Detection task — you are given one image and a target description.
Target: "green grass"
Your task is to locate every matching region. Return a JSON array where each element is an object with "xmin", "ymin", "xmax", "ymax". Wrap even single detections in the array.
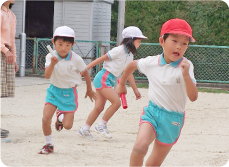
[{"xmin": 134, "ymin": 83, "xmax": 229, "ymax": 94}]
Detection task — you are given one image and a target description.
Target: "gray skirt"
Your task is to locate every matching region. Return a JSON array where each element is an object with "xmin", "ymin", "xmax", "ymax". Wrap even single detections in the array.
[{"xmin": 1, "ymin": 52, "xmax": 15, "ymax": 98}]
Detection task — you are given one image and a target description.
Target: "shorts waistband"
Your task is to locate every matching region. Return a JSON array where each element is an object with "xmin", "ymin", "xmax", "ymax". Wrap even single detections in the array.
[
  {"xmin": 101, "ymin": 68, "xmax": 115, "ymax": 78},
  {"xmin": 148, "ymin": 100, "xmax": 184, "ymax": 117},
  {"xmin": 50, "ymin": 84, "xmax": 77, "ymax": 93}
]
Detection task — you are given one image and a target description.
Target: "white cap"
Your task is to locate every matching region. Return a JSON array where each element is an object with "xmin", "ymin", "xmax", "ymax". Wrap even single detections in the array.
[
  {"xmin": 53, "ymin": 26, "xmax": 75, "ymax": 39},
  {"xmin": 122, "ymin": 26, "xmax": 147, "ymax": 39}
]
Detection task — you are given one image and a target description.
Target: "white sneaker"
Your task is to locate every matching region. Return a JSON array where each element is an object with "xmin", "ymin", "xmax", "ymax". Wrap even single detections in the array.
[
  {"xmin": 78, "ymin": 127, "xmax": 96, "ymax": 141},
  {"xmin": 94, "ymin": 124, "xmax": 112, "ymax": 139}
]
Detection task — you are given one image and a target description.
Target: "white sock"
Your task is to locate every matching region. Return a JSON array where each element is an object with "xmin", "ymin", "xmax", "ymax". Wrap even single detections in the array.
[
  {"xmin": 99, "ymin": 119, "xmax": 107, "ymax": 127},
  {"xmin": 82, "ymin": 124, "xmax": 91, "ymax": 131},
  {"xmin": 58, "ymin": 114, "xmax": 64, "ymax": 122},
  {"xmin": 45, "ymin": 134, "xmax": 53, "ymax": 146}
]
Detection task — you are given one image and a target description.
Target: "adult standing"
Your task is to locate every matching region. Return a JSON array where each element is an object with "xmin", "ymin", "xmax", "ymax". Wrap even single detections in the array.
[{"xmin": 1, "ymin": 0, "xmax": 18, "ymax": 138}]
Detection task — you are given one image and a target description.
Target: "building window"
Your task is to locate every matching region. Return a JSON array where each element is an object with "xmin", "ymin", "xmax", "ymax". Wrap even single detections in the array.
[{"xmin": 25, "ymin": 1, "xmax": 54, "ymax": 38}]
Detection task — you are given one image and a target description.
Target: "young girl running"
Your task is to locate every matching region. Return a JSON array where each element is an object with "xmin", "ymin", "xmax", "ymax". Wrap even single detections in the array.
[
  {"xmin": 78, "ymin": 26, "xmax": 147, "ymax": 140},
  {"xmin": 116, "ymin": 18, "xmax": 198, "ymax": 166}
]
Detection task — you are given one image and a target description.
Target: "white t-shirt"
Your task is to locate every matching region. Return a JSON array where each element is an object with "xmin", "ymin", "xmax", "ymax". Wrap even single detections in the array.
[
  {"xmin": 103, "ymin": 44, "xmax": 133, "ymax": 77},
  {"xmin": 45, "ymin": 50, "xmax": 86, "ymax": 88},
  {"xmin": 137, "ymin": 54, "xmax": 196, "ymax": 113}
]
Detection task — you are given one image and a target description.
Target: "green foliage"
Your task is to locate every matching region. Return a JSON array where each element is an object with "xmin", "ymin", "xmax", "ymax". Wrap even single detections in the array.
[{"xmin": 111, "ymin": 1, "xmax": 229, "ymax": 46}]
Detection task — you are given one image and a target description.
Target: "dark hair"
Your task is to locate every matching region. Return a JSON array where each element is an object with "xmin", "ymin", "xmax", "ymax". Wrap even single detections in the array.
[
  {"xmin": 9, "ymin": 3, "xmax": 14, "ymax": 9},
  {"xmin": 162, "ymin": 33, "xmax": 169, "ymax": 41},
  {"xmin": 162, "ymin": 33, "xmax": 190, "ymax": 44},
  {"xmin": 120, "ymin": 38, "xmax": 141, "ymax": 55},
  {"xmin": 53, "ymin": 36, "xmax": 74, "ymax": 44},
  {"xmin": 0, "ymin": 2, "xmax": 14, "ymax": 9}
]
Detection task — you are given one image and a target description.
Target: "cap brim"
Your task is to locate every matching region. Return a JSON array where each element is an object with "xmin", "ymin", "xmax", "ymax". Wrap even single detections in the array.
[
  {"xmin": 136, "ymin": 35, "xmax": 148, "ymax": 39},
  {"xmin": 53, "ymin": 35, "xmax": 75, "ymax": 38}
]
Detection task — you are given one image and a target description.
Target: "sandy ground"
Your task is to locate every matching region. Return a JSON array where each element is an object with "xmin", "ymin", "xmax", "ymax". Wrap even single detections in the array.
[{"xmin": 1, "ymin": 76, "xmax": 229, "ymax": 167}]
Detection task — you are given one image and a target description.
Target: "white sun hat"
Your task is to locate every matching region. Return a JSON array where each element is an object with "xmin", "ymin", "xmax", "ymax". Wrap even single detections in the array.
[
  {"xmin": 53, "ymin": 26, "xmax": 75, "ymax": 39},
  {"xmin": 122, "ymin": 26, "xmax": 147, "ymax": 39}
]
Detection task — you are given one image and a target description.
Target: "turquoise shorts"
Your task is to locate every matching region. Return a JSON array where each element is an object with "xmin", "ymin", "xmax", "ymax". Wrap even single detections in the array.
[
  {"xmin": 93, "ymin": 68, "xmax": 116, "ymax": 90},
  {"xmin": 140, "ymin": 100, "xmax": 185, "ymax": 145},
  {"xmin": 45, "ymin": 84, "xmax": 78, "ymax": 113}
]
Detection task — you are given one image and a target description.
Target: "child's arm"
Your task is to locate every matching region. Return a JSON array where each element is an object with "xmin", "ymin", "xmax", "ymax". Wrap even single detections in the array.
[
  {"xmin": 83, "ymin": 69, "xmax": 96, "ymax": 102},
  {"xmin": 87, "ymin": 54, "xmax": 109, "ymax": 70},
  {"xmin": 181, "ymin": 59, "xmax": 198, "ymax": 102},
  {"xmin": 127, "ymin": 74, "xmax": 141, "ymax": 100},
  {"xmin": 44, "ymin": 56, "xmax": 59, "ymax": 79},
  {"xmin": 116, "ymin": 60, "xmax": 138, "ymax": 97}
]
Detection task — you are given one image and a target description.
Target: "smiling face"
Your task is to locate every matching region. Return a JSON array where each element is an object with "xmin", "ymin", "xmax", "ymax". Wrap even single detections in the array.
[
  {"xmin": 159, "ymin": 33, "xmax": 190, "ymax": 64},
  {"xmin": 52, "ymin": 38, "xmax": 75, "ymax": 58}
]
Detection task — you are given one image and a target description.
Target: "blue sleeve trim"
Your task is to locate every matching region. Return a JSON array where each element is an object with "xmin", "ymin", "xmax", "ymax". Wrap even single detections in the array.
[
  {"xmin": 107, "ymin": 52, "xmax": 112, "ymax": 60},
  {"xmin": 81, "ymin": 68, "xmax": 87, "ymax": 72},
  {"xmin": 192, "ymin": 78, "xmax": 196, "ymax": 84}
]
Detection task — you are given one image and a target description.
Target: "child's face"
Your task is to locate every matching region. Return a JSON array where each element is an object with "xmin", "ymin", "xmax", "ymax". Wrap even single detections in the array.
[
  {"xmin": 159, "ymin": 34, "xmax": 189, "ymax": 64},
  {"xmin": 52, "ymin": 39, "xmax": 75, "ymax": 58},
  {"xmin": 133, "ymin": 39, "xmax": 142, "ymax": 49}
]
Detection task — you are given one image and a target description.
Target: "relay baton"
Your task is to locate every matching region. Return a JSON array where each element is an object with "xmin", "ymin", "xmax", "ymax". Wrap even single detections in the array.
[
  {"xmin": 47, "ymin": 45, "xmax": 56, "ymax": 57},
  {"xmin": 117, "ymin": 79, "xmax": 128, "ymax": 109}
]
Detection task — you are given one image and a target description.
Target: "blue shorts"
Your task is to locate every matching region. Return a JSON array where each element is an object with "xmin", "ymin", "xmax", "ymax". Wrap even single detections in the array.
[
  {"xmin": 45, "ymin": 84, "xmax": 78, "ymax": 113},
  {"xmin": 93, "ymin": 68, "xmax": 116, "ymax": 90},
  {"xmin": 140, "ymin": 100, "xmax": 185, "ymax": 145}
]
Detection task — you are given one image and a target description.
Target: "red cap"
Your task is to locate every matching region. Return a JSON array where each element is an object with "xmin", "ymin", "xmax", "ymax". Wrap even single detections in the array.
[{"xmin": 161, "ymin": 18, "xmax": 195, "ymax": 42}]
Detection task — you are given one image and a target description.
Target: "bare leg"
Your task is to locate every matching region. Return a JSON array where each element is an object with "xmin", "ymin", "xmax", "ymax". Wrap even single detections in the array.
[
  {"xmin": 62, "ymin": 112, "xmax": 74, "ymax": 130},
  {"xmin": 145, "ymin": 141, "xmax": 173, "ymax": 167},
  {"xmin": 130, "ymin": 123, "xmax": 156, "ymax": 166},
  {"xmin": 42, "ymin": 104, "xmax": 57, "ymax": 136},
  {"xmin": 85, "ymin": 89, "xmax": 107, "ymax": 126},
  {"xmin": 100, "ymin": 87, "xmax": 121, "ymax": 122}
]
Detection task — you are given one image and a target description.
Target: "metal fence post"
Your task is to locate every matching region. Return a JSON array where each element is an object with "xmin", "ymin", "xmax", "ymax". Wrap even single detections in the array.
[
  {"xmin": 19, "ymin": 33, "xmax": 26, "ymax": 77},
  {"xmin": 32, "ymin": 38, "xmax": 37, "ymax": 74}
]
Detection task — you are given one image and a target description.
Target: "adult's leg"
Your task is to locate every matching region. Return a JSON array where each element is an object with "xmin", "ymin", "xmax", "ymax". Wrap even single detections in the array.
[
  {"xmin": 1, "ymin": 53, "xmax": 7, "ymax": 97},
  {"xmin": 6, "ymin": 62, "xmax": 15, "ymax": 97},
  {"xmin": 130, "ymin": 123, "xmax": 156, "ymax": 166}
]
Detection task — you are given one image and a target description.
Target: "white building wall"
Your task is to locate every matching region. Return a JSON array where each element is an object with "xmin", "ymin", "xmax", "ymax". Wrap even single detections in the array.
[{"xmin": 92, "ymin": 3, "xmax": 111, "ymax": 42}]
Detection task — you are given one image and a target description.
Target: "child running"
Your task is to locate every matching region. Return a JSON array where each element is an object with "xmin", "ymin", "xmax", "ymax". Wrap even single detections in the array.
[
  {"xmin": 116, "ymin": 18, "xmax": 198, "ymax": 166},
  {"xmin": 78, "ymin": 26, "xmax": 147, "ymax": 140},
  {"xmin": 39, "ymin": 26, "xmax": 96, "ymax": 154}
]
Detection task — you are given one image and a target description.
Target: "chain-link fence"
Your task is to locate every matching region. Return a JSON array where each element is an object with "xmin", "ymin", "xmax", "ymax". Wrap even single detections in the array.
[
  {"xmin": 97, "ymin": 41, "xmax": 229, "ymax": 83},
  {"xmin": 32, "ymin": 39, "xmax": 99, "ymax": 75},
  {"xmin": 19, "ymin": 38, "xmax": 229, "ymax": 84},
  {"xmin": 186, "ymin": 45, "xmax": 229, "ymax": 83}
]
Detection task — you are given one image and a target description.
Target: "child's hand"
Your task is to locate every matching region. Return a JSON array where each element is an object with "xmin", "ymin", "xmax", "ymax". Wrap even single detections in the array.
[
  {"xmin": 5, "ymin": 50, "xmax": 14, "ymax": 64},
  {"xmin": 181, "ymin": 59, "xmax": 190, "ymax": 77},
  {"xmin": 85, "ymin": 89, "xmax": 96, "ymax": 102},
  {"xmin": 133, "ymin": 88, "xmax": 141, "ymax": 100},
  {"xmin": 115, "ymin": 84, "xmax": 127, "ymax": 97},
  {"xmin": 50, "ymin": 56, "xmax": 59, "ymax": 66}
]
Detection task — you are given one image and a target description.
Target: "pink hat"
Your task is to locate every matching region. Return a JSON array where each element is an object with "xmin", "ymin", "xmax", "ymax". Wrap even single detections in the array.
[{"xmin": 161, "ymin": 18, "xmax": 195, "ymax": 42}]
